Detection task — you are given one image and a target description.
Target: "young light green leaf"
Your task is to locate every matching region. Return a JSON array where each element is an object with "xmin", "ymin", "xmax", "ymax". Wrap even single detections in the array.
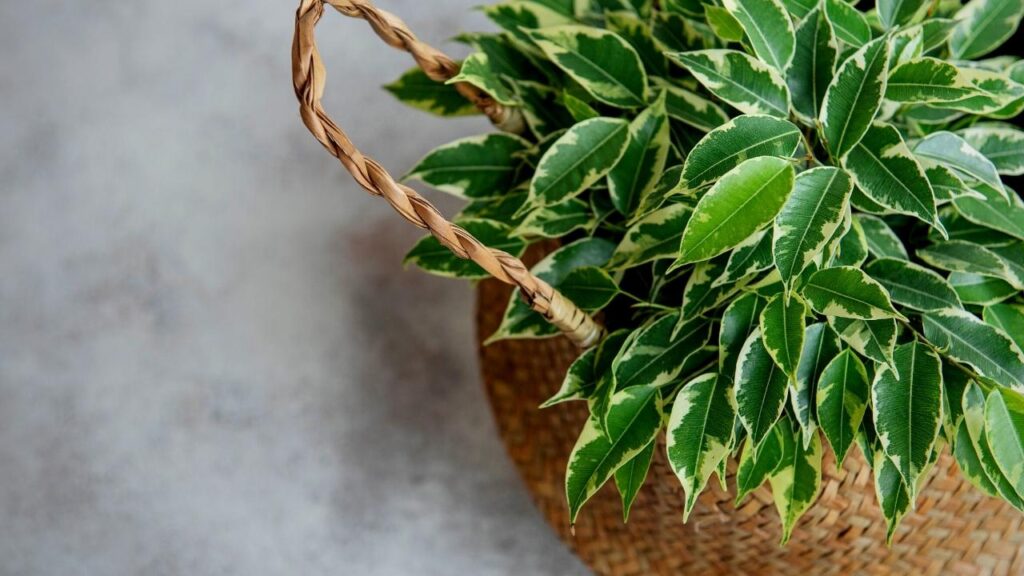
[
  {"xmin": 608, "ymin": 94, "xmax": 671, "ymax": 216},
  {"xmin": 830, "ymin": 316, "xmax": 898, "ymax": 368},
  {"xmin": 823, "ymin": 0, "xmax": 872, "ymax": 48},
  {"xmin": 384, "ymin": 67, "xmax": 480, "ymax": 117},
  {"xmin": 405, "ymin": 133, "xmax": 529, "ymax": 199},
  {"xmin": 817, "ymin": 349, "xmax": 870, "ymax": 468},
  {"xmin": 959, "ymin": 124, "xmax": 1024, "ymax": 176},
  {"xmin": 527, "ymin": 26, "xmax": 649, "ymax": 108},
  {"xmin": 842, "ymin": 123, "xmax": 942, "ymax": 232},
  {"xmin": 678, "ymin": 115, "xmax": 802, "ymax": 192},
  {"xmin": 528, "ymin": 117, "xmax": 630, "ymax": 207},
  {"xmin": 760, "ymin": 294, "xmax": 808, "ymax": 383},
  {"xmin": 405, "ymin": 219, "xmax": 526, "ymax": 279},
  {"xmin": 677, "ymin": 157, "xmax": 795, "ymax": 264},
  {"xmin": 857, "ymin": 215, "xmax": 908, "ymax": 260},
  {"xmin": 793, "ymin": 322, "xmax": 842, "ymax": 448},
  {"xmin": 773, "ymin": 167, "xmax": 854, "ymax": 286},
  {"xmin": 872, "ymin": 448, "xmax": 912, "ymax": 544},
  {"xmin": 768, "ymin": 423, "xmax": 823, "ymax": 544},
  {"xmin": 558, "ymin": 266, "xmax": 620, "ymax": 312},
  {"xmin": 565, "ymin": 384, "xmax": 663, "ymax": 524},
  {"xmin": 609, "ymin": 203, "xmax": 691, "ymax": 269},
  {"xmin": 788, "ymin": 7, "xmax": 839, "ymax": 123},
  {"xmin": 820, "ymin": 36, "xmax": 890, "ymax": 160},
  {"xmin": 665, "ymin": 50, "xmax": 791, "ymax": 117},
  {"xmin": 923, "ymin": 308, "xmax": 1024, "ymax": 390},
  {"xmin": 735, "ymin": 329, "xmax": 790, "ymax": 445},
  {"xmin": 667, "ymin": 374, "xmax": 737, "ymax": 520},
  {"xmin": 949, "ymin": 0, "xmax": 1024, "ymax": 60},
  {"xmin": 878, "ymin": 0, "xmax": 928, "ymax": 29},
  {"xmin": 802, "ymin": 266, "xmax": 905, "ymax": 321},
  {"xmin": 872, "ymin": 341, "xmax": 943, "ymax": 496},
  {"xmin": 735, "ymin": 424, "xmax": 785, "ymax": 504},
  {"xmin": 720, "ymin": 292, "xmax": 767, "ymax": 380},
  {"xmin": 613, "ymin": 313, "xmax": 712, "ymax": 390},
  {"xmin": 721, "ymin": 0, "xmax": 796, "ymax": 73},
  {"xmin": 985, "ymin": 304, "xmax": 1024, "ymax": 355},
  {"xmin": 864, "ymin": 258, "xmax": 962, "ymax": 312},
  {"xmin": 985, "ymin": 388, "xmax": 1024, "ymax": 501}
]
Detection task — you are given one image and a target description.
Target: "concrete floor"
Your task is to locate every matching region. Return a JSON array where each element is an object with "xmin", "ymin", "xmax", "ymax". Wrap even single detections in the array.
[{"xmin": 0, "ymin": 1, "xmax": 588, "ymax": 574}]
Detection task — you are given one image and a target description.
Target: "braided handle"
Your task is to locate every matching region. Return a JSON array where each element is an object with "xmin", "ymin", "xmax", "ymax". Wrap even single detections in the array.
[{"xmin": 291, "ymin": 0, "xmax": 604, "ymax": 348}]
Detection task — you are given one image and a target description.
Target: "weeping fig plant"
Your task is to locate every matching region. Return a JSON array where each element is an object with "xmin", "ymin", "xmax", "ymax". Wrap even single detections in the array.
[{"xmin": 391, "ymin": 0, "xmax": 1024, "ymax": 543}]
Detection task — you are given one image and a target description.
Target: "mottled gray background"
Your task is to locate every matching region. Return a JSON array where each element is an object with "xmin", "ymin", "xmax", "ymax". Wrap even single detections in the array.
[{"xmin": 0, "ymin": 1, "xmax": 588, "ymax": 574}]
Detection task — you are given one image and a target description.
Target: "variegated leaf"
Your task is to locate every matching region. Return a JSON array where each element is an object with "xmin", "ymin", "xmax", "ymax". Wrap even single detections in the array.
[
  {"xmin": 829, "ymin": 316, "xmax": 898, "ymax": 368},
  {"xmin": 985, "ymin": 388, "xmax": 1024, "ymax": 501},
  {"xmin": 721, "ymin": 0, "xmax": 796, "ymax": 73},
  {"xmin": 923, "ymin": 308, "xmax": 1024, "ymax": 390},
  {"xmin": 793, "ymin": 322, "xmax": 842, "ymax": 448},
  {"xmin": 953, "ymin": 183, "xmax": 1024, "ymax": 241},
  {"xmin": 405, "ymin": 133, "xmax": 530, "ymax": 198},
  {"xmin": 788, "ymin": 7, "xmax": 838, "ymax": 123},
  {"xmin": 515, "ymin": 198, "xmax": 596, "ymax": 238},
  {"xmin": 985, "ymin": 304, "xmax": 1024, "ymax": 355},
  {"xmin": 760, "ymin": 294, "xmax": 808, "ymax": 383},
  {"xmin": 659, "ymin": 81, "xmax": 731, "ymax": 133},
  {"xmin": 817, "ymin": 349, "xmax": 870, "ymax": 468},
  {"xmin": 802, "ymin": 266, "xmax": 905, "ymax": 321},
  {"xmin": 886, "ymin": 58, "xmax": 1024, "ymax": 114},
  {"xmin": 773, "ymin": 167, "xmax": 854, "ymax": 286},
  {"xmin": 736, "ymin": 329, "xmax": 790, "ymax": 444},
  {"xmin": 917, "ymin": 240, "xmax": 1015, "ymax": 285},
  {"xmin": 913, "ymin": 131, "xmax": 1006, "ymax": 200},
  {"xmin": 950, "ymin": 272, "xmax": 1017, "ymax": 306},
  {"xmin": 735, "ymin": 419, "xmax": 786, "ymax": 504},
  {"xmin": 405, "ymin": 219, "xmax": 527, "ymax": 279},
  {"xmin": 448, "ymin": 52, "xmax": 517, "ymax": 105},
  {"xmin": 613, "ymin": 313, "xmax": 712, "ymax": 390},
  {"xmin": 823, "ymin": 0, "xmax": 871, "ymax": 48},
  {"xmin": 872, "ymin": 448, "xmax": 912, "ymax": 544},
  {"xmin": 528, "ymin": 117, "xmax": 630, "ymax": 207},
  {"xmin": 609, "ymin": 93, "xmax": 671, "ymax": 216},
  {"xmin": 857, "ymin": 215, "xmax": 908, "ymax": 260},
  {"xmin": 681, "ymin": 257, "xmax": 740, "ymax": 319},
  {"xmin": 959, "ymin": 124, "xmax": 1024, "ymax": 177},
  {"xmin": 768, "ymin": 423, "xmax": 823, "ymax": 544},
  {"xmin": 720, "ymin": 292, "xmax": 767, "ymax": 381},
  {"xmin": 864, "ymin": 258, "xmax": 962, "ymax": 312},
  {"xmin": 949, "ymin": 0, "xmax": 1024, "ymax": 60},
  {"xmin": 878, "ymin": 0, "xmax": 928, "ymax": 29},
  {"xmin": 820, "ymin": 36, "xmax": 890, "ymax": 160},
  {"xmin": 665, "ymin": 50, "xmax": 791, "ymax": 117},
  {"xmin": 615, "ymin": 441, "xmax": 654, "ymax": 522},
  {"xmin": 609, "ymin": 203, "xmax": 691, "ymax": 269},
  {"xmin": 678, "ymin": 115, "xmax": 802, "ymax": 192},
  {"xmin": 954, "ymin": 420, "xmax": 1000, "ymax": 498},
  {"xmin": 384, "ymin": 67, "xmax": 480, "ymax": 117},
  {"xmin": 484, "ymin": 1, "xmax": 577, "ymax": 50},
  {"xmin": 717, "ymin": 230, "xmax": 774, "ymax": 287},
  {"xmin": 542, "ymin": 344, "xmax": 599, "ymax": 408},
  {"xmin": 962, "ymin": 381, "xmax": 1024, "ymax": 509}
]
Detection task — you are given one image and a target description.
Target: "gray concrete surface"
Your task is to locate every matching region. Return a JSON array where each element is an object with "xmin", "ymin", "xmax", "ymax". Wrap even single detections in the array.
[{"xmin": 0, "ymin": 1, "xmax": 589, "ymax": 574}]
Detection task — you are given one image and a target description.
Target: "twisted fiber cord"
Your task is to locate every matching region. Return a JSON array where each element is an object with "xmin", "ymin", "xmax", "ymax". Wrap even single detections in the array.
[{"xmin": 291, "ymin": 0, "xmax": 603, "ymax": 347}]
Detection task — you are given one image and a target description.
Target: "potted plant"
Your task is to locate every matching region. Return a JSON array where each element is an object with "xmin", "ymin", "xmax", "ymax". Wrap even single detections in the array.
[{"xmin": 293, "ymin": 0, "xmax": 1024, "ymax": 572}]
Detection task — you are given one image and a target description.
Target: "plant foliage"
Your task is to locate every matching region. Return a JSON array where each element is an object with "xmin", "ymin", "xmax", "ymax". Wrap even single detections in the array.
[{"xmin": 390, "ymin": 0, "xmax": 1024, "ymax": 543}]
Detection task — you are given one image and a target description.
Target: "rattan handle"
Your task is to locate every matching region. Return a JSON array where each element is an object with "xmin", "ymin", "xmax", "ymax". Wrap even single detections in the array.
[{"xmin": 291, "ymin": 0, "xmax": 604, "ymax": 348}]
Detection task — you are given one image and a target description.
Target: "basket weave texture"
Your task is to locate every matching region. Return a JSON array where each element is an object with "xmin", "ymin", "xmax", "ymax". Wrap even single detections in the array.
[{"xmin": 476, "ymin": 278, "xmax": 1024, "ymax": 576}]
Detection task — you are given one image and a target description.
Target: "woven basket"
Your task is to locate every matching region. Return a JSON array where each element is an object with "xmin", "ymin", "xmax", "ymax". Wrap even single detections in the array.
[{"xmin": 476, "ymin": 277, "xmax": 1024, "ymax": 576}]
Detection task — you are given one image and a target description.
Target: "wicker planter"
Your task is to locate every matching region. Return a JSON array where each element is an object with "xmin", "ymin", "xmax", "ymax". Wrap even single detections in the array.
[{"xmin": 477, "ymin": 278, "xmax": 1024, "ymax": 575}]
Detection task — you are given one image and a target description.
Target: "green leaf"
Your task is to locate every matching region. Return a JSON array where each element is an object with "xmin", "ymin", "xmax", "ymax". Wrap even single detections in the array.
[
  {"xmin": 831, "ymin": 214, "xmax": 869, "ymax": 267},
  {"xmin": 949, "ymin": 0, "xmax": 1024, "ymax": 60},
  {"xmin": 404, "ymin": 219, "xmax": 527, "ymax": 279},
  {"xmin": 768, "ymin": 423, "xmax": 823, "ymax": 544},
  {"xmin": 565, "ymin": 384, "xmax": 663, "ymax": 524},
  {"xmin": 609, "ymin": 203, "xmax": 691, "ymax": 269},
  {"xmin": 735, "ymin": 420, "xmax": 786, "ymax": 504},
  {"xmin": 760, "ymin": 294, "xmax": 808, "ymax": 383},
  {"xmin": 705, "ymin": 5, "xmax": 746, "ymax": 42},
  {"xmin": 615, "ymin": 441, "xmax": 654, "ymax": 522},
  {"xmin": 666, "ymin": 50, "xmax": 791, "ymax": 117},
  {"xmin": 608, "ymin": 93, "xmax": 671, "ymax": 216},
  {"xmin": 788, "ymin": 7, "xmax": 839, "ymax": 123},
  {"xmin": 864, "ymin": 258, "xmax": 962, "ymax": 312},
  {"xmin": 587, "ymin": 330, "xmax": 635, "ymax": 426},
  {"xmin": 802, "ymin": 266, "xmax": 905, "ymax": 321},
  {"xmin": 823, "ymin": 0, "xmax": 871, "ymax": 48},
  {"xmin": 605, "ymin": 11, "xmax": 668, "ymax": 78},
  {"xmin": 677, "ymin": 157, "xmax": 795, "ymax": 264},
  {"xmin": 406, "ymin": 134, "xmax": 530, "ymax": 199},
  {"xmin": 558, "ymin": 266, "xmax": 620, "ymax": 311},
  {"xmin": 736, "ymin": 329, "xmax": 790, "ymax": 445},
  {"xmin": 541, "ymin": 345, "xmax": 599, "ymax": 408},
  {"xmin": 872, "ymin": 341, "xmax": 943, "ymax": 496},
  {"xmin": 384, "ymin": 67, "xmax": 479, "ymax": 117},
  {"xmin": 923, "ymin": 308, "xmax": 1024, "ymax": 390},
  {"xmin": 678, "ymin": 115, "xmax": 802, "ymax": 192},
  {"xmin": 962, "ymin": 381, "xmax": 1024, "ymax": 509},
  {"xmin": 985, "ymin": 388, "xmax": 1024, "ymax": 501},
  {"xmin": 817, "ymin": 349, "xmax": 870, "ymax": 468},
  {"xmin": 984, "ymin": 304, "xmax": 1024, "ymax": 355},
  {"xmin": 954, "ymin": 420, "xmax": 1000, "ymax": 498},
  {"xmin": 780, "ymin": 0, "xmax": 816, "ymax": 19},
  {"xmin": 950, "ymin": 272, "xmax": 1017, "ymax": 306},
  {"xmin": 515, "ymin": 198, "xmax": 595, "ymax": 238},
  {"xmin": 613, "ymin": 313, "xmax": 712, "ymax": 390},
  {"xmin": 489, "ymin": 237, "xmax": 616, "ymax": 342},
  {"xmin": 959, "ymin": 124, "xmax": 1024, "ymax": 176},
  {"xmin": 720, "ymin": 292, "xmax": 767, "ymax": 381},
  {"xmin": 447, "ymin": 52, "xmax": 517, "ymax": 105},
  {"xmin": 872, "ymin": 448, "xmax": 912, "ymax": 544},
  {"xmin": 830, "ymin": 316, "xmax": 898, "ymax": 368},
  {"xmin": 952, "ymin": 184, "xmax": 1024, "ymax": 241},
  {"xmin": 793, "ymin": 322, "xmax": 842, "ymax": 448},
  {"xmin": 528, "ymin": 117, "xmax": 630, "ymax": 207},
  {"xmin": 820, "ymin": 36, "xmax": 890, "ymax": 160},
  {"xmin": 659, "ymin": 81, "xmax": 732, "ymax": 133},
  {"xmin": 681, "ymin": 257, "xmax": 741, "ymax": 318},
  {"xmin": 527, "ymin": 26, "xmax": 649, "ymax": 108},
  {"xmin": 913, "ymin": 131, "xmax": 1005, "ymax": 200},
  {"xmin": 857, "ymin": 216, "xmax": 908, "ymax": 260},
  {"xmin": 916, "ymin": 240, "xmax": 1014, "ymax": 284},
  {"xmin": 885, "ymin": 58, "xmax": 1024, "ymax": 114},
  {"xmin": 842, "ymin": 123, "xmax": 942, "ymax": 231},
  {"xmin": 717, "ymin": 229, "xmax": 774, "ymax": 287},
  {"xmin": 721, "ymin": 0, "xmax": 796, "ymax": 73},
  {"xmin": 773, "ymin": 167, "xmax": 854, "ymax": 286},
  {"xmin": 483, "ymin": 1, "xmax": 576, "ymax": 52},
  {"xmin": 515, "ymin": 82, "xmax": 576, "ymax": 139},
  {"xmin": 878, "ymin": 0, "xmax": 928, "ymax": 29},
  {"xmin": 667, "ymin": 374, "xmax": 737, "ymax": 519}
]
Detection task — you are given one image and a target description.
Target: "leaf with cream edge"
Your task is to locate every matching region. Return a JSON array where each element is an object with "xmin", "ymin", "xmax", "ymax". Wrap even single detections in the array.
[
  {"xmin": 817, "ymin": 349, "xmax": 870, "ymax": 468},
  {"xmin": 665, "ymin": 50, "xmax": 791, "ymax": 117},
  {"xmin": 384, "ymin": 67, "xmax": 480, "ymax": 117},
  {"xmin": 721, "ymin": 0, "xmax": 796, "ymax": 73},
  {"xmin": 720, "ymin": 292, "xmax": 767, "ymax": 381},
  {"xmin": 962, "ymin": 381, "xmax": 1024, "ymax": 510},
  {"xmin": 788, "ymin": 7, "xmax": 839, "ymax": 123},
  {"xmin": 760, "ymin": 294, "xmax": 808, "ymax": 383},
  {"xmin": 528, "ymin": 117, "xmax": 630, "ymax": 207},
  {"xmin": 405, "ymin": 133, "xmax": 530, "ymax": 198},
  {"xmin": 950, "ymin": 273, "xmax": 1016, "ymax": 306},
  {"xmin": 949, "ymin": 0, "xmax": 1024, "ymax": 60},
  {"xmin": 872, "ymin": 341, "xmax": 943, "ymax": 496},
  {"xmin": 917, "ymin": 240, "xmax": 1016, "ymax": 286},
  {"xmin": 985, "ymin": 304, "xmax": 1024, "ymax": 355},
  {"xmin": 913, "ymin": 131, "xmax": 1007, "ymax": 202},
  {"xmin": 830, "ymin": 316, "xmax": 898, "ymax": 369},
  {"xmin": 864, "ymin": 258, "xmax": 962, "ymax": 312},
  {"xmin": 558, "ymin": 266, "xmax": 620, "ymax": 312},
  {"xmin": 985, "ymin": 388, "xmax": 1024, "ymax": 502},
  {"xmin": 615, "ymin": 441, "xmax": 654, "ymax": 522},
  {"xmin": 802, "ymin": 266, "xmax": 906, "ymax": 321},
  {"xmin": 676, "ymin": 157, "xmax": 795, "ymax": 265},
  {"xmin": 735, "ymin": 329, "xmax": 790, "ymax": 445},
  {"xmin": 823, "ymin": 0, "xmax": 871, "ymax": 48},
  {"xmin": 565, "ymin": 384, "xmax": 663, "ymax": 524},
  {"xmin": 705, "ymin": 5, "xmax": 745, "ymax": 42},
  {"xmin": 820, "ymin": 36, "xmax": 891, "ymax": 160},
  {"xmin": 923, "ymin": 308, "xmax": 1024, "ymax": 390},
  {"xmin": 541, "ymin": 344, "xmax": 599, "ymax": 409},
  {"xmin": 716, "ymin": 230, "xmax": 774, "ymax": 287},
  {"xmin": 857, "ymin": 216, "xmax": 908, "ymax": 260},
  {"xmin": 613, "ymin": 313, "xmax": 712, "ymax": 390},
  {"xmin": 515, "ymin": 198, "xmax": 596, "ymax": 238},
  {"xmin": 842, "ymin": 123, "xmax": 943, "ymax": 233},
  {"xmin": 878, "ymin": 0, "xmax": 928, "ymax": 30},
  {"xmin": 678, "ymin": 115, "xmax": 802, "ymax": 192},
  {"xmin": 953, "ymin": 184, "xmax": 1024, "ymax": 241},
  {"xmin": 793, "ymin": 323, "xmax": 842, "ymax": 447},
  {"xmin": 527, "ymin": 26, "xmax": 648, "ymax": 108},
  {"xmin": 768, "ymin": 423, "xmax": 823, "ymax": 545},
  {"xmin": 959, "ymin": 124, "xmax": 1024, "ymax": 177},
  {"xmin": 608, "ymin": 93, "xmax": 671, "ymax": 216},
  {"xmin": 609, "ymin": 203, "xmax": 691, "ymax": 270},
  {"xmin": 448, "ymin": 52, "xmax": 517, "ymax": 105},
  {"xmin": 405, "ymin": 219, "xmax": 527, "ymax": 279},
  {"xmin": 773, "ymin": 167, "xmax": 854, "ymax": 287},
  {"xmin": 735, "ymin": 419, "xmax": 786, "ymax": 504},
  {"xmin": 873, "ymin": 448, "xmax": 912, "ymax": 544},
  {"xmin": 953, "ymin": 420, "xmax": 1000, "ymax": 499},
  {"xmin": 886, "ymin": 58, "xmax": 1024, "ymax": 115},
  {"xmin": 667, "ymin": 374, "xmax": 736, "ymax": 520},
  {"xmin": 658, "ymin": 81, "xmax": 731, "ymax": 133}
]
